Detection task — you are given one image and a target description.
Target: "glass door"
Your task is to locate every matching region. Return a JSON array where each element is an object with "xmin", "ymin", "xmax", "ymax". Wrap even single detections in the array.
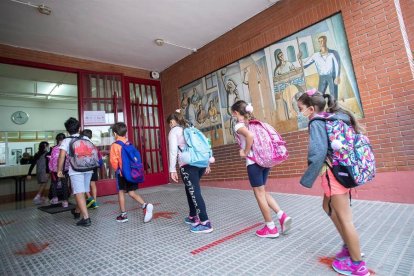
[
  {"xmin": 79, "ymin": 73, "xmax": 123, "ymax": 195},
  {"xmin": 125, "ymin": 77, "xmax": 168, "ymax": 186}
]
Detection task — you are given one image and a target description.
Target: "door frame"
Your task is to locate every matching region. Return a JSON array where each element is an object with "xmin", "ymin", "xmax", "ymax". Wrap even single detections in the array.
[{"xmin": 124, "ymin": 76, "xmax": 169, "ymax": 186}]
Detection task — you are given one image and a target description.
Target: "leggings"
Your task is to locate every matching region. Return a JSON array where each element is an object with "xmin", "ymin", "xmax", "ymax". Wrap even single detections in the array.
[{"xmin": 179, "ymin": 165, "xmax": 209, "ymax": 222}]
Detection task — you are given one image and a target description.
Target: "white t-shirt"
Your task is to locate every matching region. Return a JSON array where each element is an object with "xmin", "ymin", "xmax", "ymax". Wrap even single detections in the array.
[
  {"xmin": 234, "ymin": 122, "xmax": 255, "ymax": 166},
  {"xmin": 59, "ymin": 134, "xmax": 93, "ymax": 176}
]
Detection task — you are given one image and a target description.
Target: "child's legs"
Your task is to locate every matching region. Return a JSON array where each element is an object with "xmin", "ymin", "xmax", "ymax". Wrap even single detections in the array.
[
  {"xmin": 128, "ymin": 190, "xmax": 145, "ymax": 205},
  {"xmin": 180, "ymin": 166, "xmax": 209, "ymax": 221},
  {"xmin": 89, "ymin": 181, "xmax": 97, "ymax": 199},
  {"xmin": 265, "ymin": 192, "xmax": 281, "ymax": 214},
  {"xmin": 38, "ymin": 182, "xmax": 47, "ymax": 196},
  {"xmin": 61, "ymin": 175, "xmax": 69, "ymax": 201},
  {"xmin": 323, "ymin": 195, "xmax": 345, "ymax": 242},
  {"xmin": 253, "ymin": 186, "xmax": 272, "ymax": 222},
  {"xmin": 50, "ymin": 173, "xmax": 58, "ymax": 198},
  {"xmin": 184, "ymin": 183, "xmax": 197, "ymax": 217},
  {"xmin": 331, "ymin": 193, "xmax": 362, "ymax": 261},
  {"xmin": 71, "ymin": 173, "xmax": 92, "ymax": 218},
  {"xmin": 118, "ymin": 190, "xmax": 126, "ymax": 212},
  {"xmin": 248, "ymin": 164, "xmax": 272, "ymax": 222}
]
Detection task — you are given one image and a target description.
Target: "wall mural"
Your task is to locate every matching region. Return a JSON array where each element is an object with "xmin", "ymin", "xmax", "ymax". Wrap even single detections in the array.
[{"xmin": 178, "ymin": 13, "xmax": 363, "ymax": 145}]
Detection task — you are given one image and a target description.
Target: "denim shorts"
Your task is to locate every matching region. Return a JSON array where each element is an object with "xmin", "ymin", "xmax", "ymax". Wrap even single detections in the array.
[{"xmin": 247, "ymin": 163, "xmax": 270, "ymax": 187}]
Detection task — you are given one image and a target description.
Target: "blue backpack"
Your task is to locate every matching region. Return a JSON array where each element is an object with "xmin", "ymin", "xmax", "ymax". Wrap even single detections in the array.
[
  {"xmin": 179, "ymin": 126, "xmax": 213, "ymax": 168},
  {"xmin": 115, "ymin": 141, "xmax": 144, "ymax": 184}
]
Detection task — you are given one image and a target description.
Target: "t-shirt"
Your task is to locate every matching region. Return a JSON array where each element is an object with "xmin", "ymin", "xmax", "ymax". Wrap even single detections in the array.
[
  {"xmin": 59, "ymin": 134, "xmax": 93, "ymax": 176},
  {"xmin": 234, "ymin": 122, "xmax": 255, "ymax": 166}
]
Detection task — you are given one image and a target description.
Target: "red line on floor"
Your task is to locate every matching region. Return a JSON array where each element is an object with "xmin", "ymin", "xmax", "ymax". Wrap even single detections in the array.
[{"xmin": 190, "ymin": 223, "xmax": 262, "ymax": 255}]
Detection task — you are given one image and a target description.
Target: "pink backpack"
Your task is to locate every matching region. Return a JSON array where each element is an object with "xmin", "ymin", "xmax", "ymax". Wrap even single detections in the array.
[
  {"xmin": 236, "ymin": 120, "xmax": 288, "ymax": 168},
  {"xmin": 48, "ymin": 145, "xmax": 69, "ymax": 172}
]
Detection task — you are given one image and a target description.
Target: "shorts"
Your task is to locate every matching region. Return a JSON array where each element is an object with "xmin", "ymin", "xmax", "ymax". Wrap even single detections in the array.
[
  {"xmin": 321, "ymin": 168, "xmax": 350, "ymax": 197},
  {"xmin": 117, "ymin": 175, "xmax": 138, "ymax": 192},
  {"xmin": 91, "ymin": 168, "xmax": 98, "ymax": 181},
  {"xmin": 70, "ymin": 172, "xmax": 93, "ymax": 195},
  {"xmin": 247, "ymin": 163, "xmax": 270, "ymax": 187}
]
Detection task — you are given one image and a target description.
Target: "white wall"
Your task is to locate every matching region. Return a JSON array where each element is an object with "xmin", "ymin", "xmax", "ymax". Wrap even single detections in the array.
[{"xmin": 0, "ymin": 99, "xmax": 78, "ymax": 131}]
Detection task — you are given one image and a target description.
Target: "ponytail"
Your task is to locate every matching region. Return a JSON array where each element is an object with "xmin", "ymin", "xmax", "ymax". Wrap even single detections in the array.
[
  {"xmin": 323, "ymin": 94, "xmax": 363, "ymax": 133},
  {"xmin": 166, "ymin": 109, "xmax": 190, "ymax": 128}
]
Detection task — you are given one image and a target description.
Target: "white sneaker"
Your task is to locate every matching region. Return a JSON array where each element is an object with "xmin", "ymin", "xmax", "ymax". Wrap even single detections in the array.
[
  {"xmin": 143, "ymin": 203, "xmax": 153, "ymax": 223},
  {"xmin": 33, "ymin": 196, "xmax": 42, "ymax": 205}
]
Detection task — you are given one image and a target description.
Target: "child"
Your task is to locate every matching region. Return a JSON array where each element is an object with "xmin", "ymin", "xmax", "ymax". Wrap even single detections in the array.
[
  {"xmin": 48, "ymin": 133, "xmax": 70, "ymax": 207},
  {"xmin": 231, "ymin": 100, "xmax": 292, "ymax": 238},
  {"xmin": 57, "ymin": 117, "xmax": 93, "ymax": 227},
  {"xmin": 297, "ymin": 89, "xmax": 369, "ymax": 276},
  {"xmin": 81, "ymin": 129, "xmax": 101, "ymax": 209},
  {"xmin": 27, "ymin": 141, "xmax": 50, "ymax": 205},
  {"xmin": 109, "ymin": 122, "xmax": 153, "ymax": 223},
  {"xmin": 167, "ymin": 110, "xmax": 213, "ymax": 233}
]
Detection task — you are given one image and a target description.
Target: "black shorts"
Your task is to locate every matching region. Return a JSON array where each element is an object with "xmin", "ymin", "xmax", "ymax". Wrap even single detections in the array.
[
  {"xmin": 117, "ymin": 175, "xmax": 138, "ymax": 192},
  {"xmin": 91, "ymin": 168, "xmax": 98, "ymax": 181}
]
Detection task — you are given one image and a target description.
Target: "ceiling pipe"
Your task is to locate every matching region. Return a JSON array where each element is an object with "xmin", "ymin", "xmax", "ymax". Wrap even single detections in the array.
[
  {"xmin": 154, "ymin": 38, "xmax": 197, "ymax": 53},
  {"xmin": 9, "ymin": 0, "xmax": 52, "ymax": 15}
]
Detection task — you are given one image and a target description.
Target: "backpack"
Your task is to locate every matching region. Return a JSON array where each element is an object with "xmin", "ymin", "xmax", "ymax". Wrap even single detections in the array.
[
  {"xmin": 311, "ymin": 114, "xmax": 376, "ymax": 188},
  {"xmin": 115, "ymin": 141, "xmax": 144, "ymax": 184},
  {"xmin": 179, "ymin": 126, "xmax": 213, "ymax": 168},
  {"xmin": 48, "ymin": 146, "xmax": 69, "ymax": 172},
  {"xmin": 235, "ymin": 120, "xmax": 288, "ymax": 168},
  {"xmin": 68, "ymin": 136, "xmax": 100, "ymax": 172}
]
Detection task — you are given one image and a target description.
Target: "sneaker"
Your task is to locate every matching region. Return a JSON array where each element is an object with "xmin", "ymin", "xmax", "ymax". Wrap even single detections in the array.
[
  {"xmin": 336, "ymin": 246, "xmax": 350, "ymax": 261},
  {"xmin": 62, "ymin": 201, "xmax": 69, "ymax": 208},
  {"xmin": 86, "ymin": 197, "xmax": 95, "ymax": 208},
  {"xmin": 71, "ymin": 209, "xmax": 81, "ymax": 219},
  {"xmin": 116, "ymin": 213, "xmax": 128, "ymax": 223},
  {"xmin": 335, "ymin": 245, "xmax": 365, "ymax": 261},
  {"xmin": 256, "ymin": 225, "xmax": 279, "ymax": 238},
  {"xmin": 279, "ymin": 213, "xmax": 292, "ymax": 235},
  {"xmin": 89, "ymin": 201, "xmax": 99, "ymax": 209},
  {"xmin": 33, "ymin": 196, "xmax": 42, "ymax": 205},
  {"xmin": 76, "ymin": 218, "xmax": 91, "ymax": 227},
  {"xmin": 184, "ymin": 216, "xmax": 199, "ymax": 225},
  {"xmin": 190, "ymin": 222, "xmax": 213, "ymax": 233},
  {"xmin": 143, "ymin": 203, "xmax": 153, "ymax": 223},
  {"xmin": 332, "ymin": 258, "xmax": 370, "ymax": 276},
  {"xmin": 50, "ymin": 197, "xmax": 59, "ymax": 205}
]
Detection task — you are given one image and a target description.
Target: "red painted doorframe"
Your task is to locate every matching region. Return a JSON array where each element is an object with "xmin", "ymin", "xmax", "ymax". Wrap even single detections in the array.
[{"xmin": 123, "ymin": 77, "xmax": 169, "ymax": 187}]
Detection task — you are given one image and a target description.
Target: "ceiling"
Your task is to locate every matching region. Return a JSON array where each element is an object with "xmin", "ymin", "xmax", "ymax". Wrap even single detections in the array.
[
  {"xmin": 0, "ymin": 0, "xmax": 279, "ymax": 72},
  {"xmin": 0, "ymin": 0, "xmax": 280, "ymax": 103}
]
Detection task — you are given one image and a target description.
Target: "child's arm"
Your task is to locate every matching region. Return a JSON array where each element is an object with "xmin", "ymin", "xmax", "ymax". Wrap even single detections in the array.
[
  {"xmin": 168, "ymin": 129, "xmax": 179, "ymax": 173},
  {"xmin": 300, "ymin": 121, "xmax": 328, "ymax": 188},
  {"xmin": 57, "ymin": 149, "xmax": 67, "ymax": 178},
  {"xmin": 109, "ymin": 144, "xmax": 120, "ymax": 171},
  {"xmin": 236, "ymin": 126, "xmax": 254, "ymax": 157}
]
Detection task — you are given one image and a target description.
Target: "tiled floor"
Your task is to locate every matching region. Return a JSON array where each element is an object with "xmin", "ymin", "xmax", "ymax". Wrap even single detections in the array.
[{"xmin": 0, "ymin": 184, "xmax": 413, "ymax": 276}]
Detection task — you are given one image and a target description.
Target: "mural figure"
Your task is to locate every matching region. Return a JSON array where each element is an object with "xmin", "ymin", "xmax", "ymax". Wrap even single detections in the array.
[
  {"xmin": 208, "ymin": 99, "xmax": 219, "ymax": 123},
  {"xmin": 299, "ymin": 35, "xmax": 341, "ymax": 100}
]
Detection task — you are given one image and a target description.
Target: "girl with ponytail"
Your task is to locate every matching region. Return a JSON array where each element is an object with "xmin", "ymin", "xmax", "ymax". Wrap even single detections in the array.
[
  {"xmin": 166, "ymin": 109, "xmax": 213, "ymax": 234},
  {"xmin": 231, "ymin": 100, "xmax": 292, "ymax": 238},
  {"xmin": 297, "ymin": 89, "xmax": 369, "ymax": 276}
]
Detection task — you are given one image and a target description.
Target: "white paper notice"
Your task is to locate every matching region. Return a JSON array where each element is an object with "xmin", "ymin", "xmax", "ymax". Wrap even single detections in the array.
[{"xmin": 84, "ymin": 111, "xmax": 106, "ymax": 124}]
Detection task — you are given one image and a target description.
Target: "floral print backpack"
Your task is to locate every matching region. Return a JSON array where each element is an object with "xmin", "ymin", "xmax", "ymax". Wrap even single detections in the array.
[{"xmin": 312, "ymin": 113, "xmax": 376, "ymax": 188}]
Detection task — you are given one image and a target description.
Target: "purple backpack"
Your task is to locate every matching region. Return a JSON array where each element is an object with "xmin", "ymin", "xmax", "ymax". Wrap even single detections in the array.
[{"xmin": 236, "ymin": 120, "xmax": 288, "ymax": 168}]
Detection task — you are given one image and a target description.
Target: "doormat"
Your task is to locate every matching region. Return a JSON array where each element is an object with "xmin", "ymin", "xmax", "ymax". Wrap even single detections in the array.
[{"xmin": 38, "ymin": 203, "xmax": 75, "ymax": 214}]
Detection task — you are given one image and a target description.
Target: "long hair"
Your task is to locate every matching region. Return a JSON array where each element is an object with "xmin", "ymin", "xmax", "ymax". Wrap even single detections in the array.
[
  {"xmin": 298, "ymin": 92, "xmax": 363, "ymax": 133},
  {"xmin": 230, "ymin": 100, "xmax": 255, "ymax": 121},
  {"xmin": 38, "ymin": 141, "xmax": 49, "ymax": 154},
  {"xmin": 166, "ymin": 110, "xmax": 189, "ymax": 128}
]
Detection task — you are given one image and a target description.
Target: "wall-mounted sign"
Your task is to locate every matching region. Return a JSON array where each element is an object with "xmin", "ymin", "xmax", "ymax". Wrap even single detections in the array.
[{"xmin": 84, "ymin": 111, "xmax": 106, "ymax": 125}]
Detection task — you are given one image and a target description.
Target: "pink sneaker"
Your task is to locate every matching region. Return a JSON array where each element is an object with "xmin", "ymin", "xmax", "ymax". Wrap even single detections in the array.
[
  {"xmin": 255, "ymin": 225, "xmax": 279, "ymax": 238},
  {"xmin": 332, "ymin": 258, "xmax": 370, "ymax": 276},
  {"xmin": 336, "ymin": 246, "xmax": 350, "ymax": 260},
  {"xmin": 279, "ymin": 213, "xmax": 292, "ymax": 234},
  {"xmin": 62, "ymin": 201, "xmax": 69, "ymax": 208}
]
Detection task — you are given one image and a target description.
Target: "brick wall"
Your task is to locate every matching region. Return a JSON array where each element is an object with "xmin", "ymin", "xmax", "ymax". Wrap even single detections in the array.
[
  {"xmin": 0, "ymin": 44, "xmax": 150, "ymax": 79},
  {"xmin": 161, "ymin": 0, "xmax": 414, "ymax": 201}
]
